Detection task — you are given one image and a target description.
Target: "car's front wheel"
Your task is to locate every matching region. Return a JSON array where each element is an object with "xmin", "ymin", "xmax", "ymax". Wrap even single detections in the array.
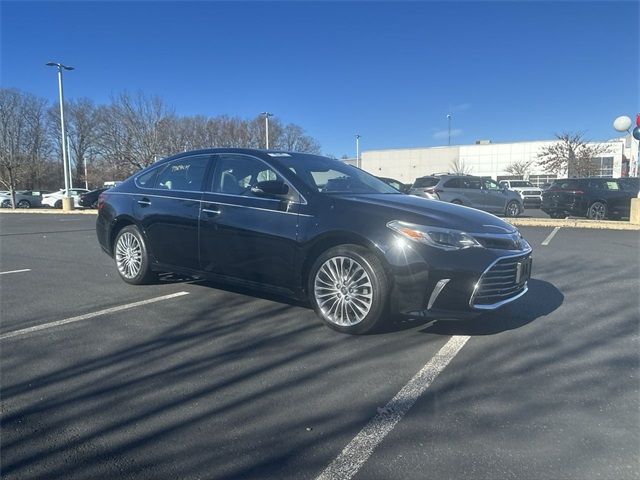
[
  {"xmin": 113, "ymin": 225, "xmax": 156, "ymax": 285},
  {"xmin": 308, "ymin": 245, "xmax": 389, "ymax": 334},
  {"xmin": 17, "ymin": 200, "xmax": 31, "ymax": 209}
]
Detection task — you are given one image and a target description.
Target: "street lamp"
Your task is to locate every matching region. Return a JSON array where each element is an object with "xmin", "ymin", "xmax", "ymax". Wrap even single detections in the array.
[
  {"xmin": 46, "ymin": 61, "xmax": 74, "ymax": 209},
  {"xmin": 447, "ymin": 113, "xmax": 452, "ymax": 146},
  {"xmin": 261, "ymin": 112, "xmax": 274, "ymax": 149},
  {"xmin": 355, "ymin": 134, "xmax": 361, "ymax": 168}
]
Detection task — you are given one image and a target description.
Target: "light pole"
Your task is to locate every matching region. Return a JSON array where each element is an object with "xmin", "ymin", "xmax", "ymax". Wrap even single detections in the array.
[
  {"xmin": 46, "ymin": 61, "xmax": 74, "ymax": 209},
  {"xmin": 261, "ymin": 112, "xmax": 274, "ymax": 149},
  {"xmin": 355, "ymin": 134, "xmax": 361, "ymax": 168},
  {"xmin": 447, "ymin": 113, "xmax": 452, "ymax": 146}
]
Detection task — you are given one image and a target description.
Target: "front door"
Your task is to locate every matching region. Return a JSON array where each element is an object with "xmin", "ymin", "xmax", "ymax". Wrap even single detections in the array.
[
  {"xmin": 199, "ymin": 153, "xmax": 300, "ymax": 291},
  {"xmin": 481, "ymin": 178, "xmax": 508, "ymax": 213}
]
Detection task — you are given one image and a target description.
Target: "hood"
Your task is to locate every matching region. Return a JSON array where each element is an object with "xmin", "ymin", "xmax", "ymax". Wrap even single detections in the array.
[{"xmin": 334, "ymin": 194, "xmax": 518, "ymax": 234}]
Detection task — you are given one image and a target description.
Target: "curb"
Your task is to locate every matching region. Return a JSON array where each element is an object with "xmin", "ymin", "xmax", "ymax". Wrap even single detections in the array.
[
  {"xmin": 0, "ymin": 209, "xmax": 97, "ymax": 215},
  {"xmin": 507, "ymin": 217, "xmax": 640, "ymax": 231}
]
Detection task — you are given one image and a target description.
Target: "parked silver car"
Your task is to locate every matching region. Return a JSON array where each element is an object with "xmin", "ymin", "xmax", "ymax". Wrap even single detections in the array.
[
  {"xmin": 0, "ymin": 190, "xmax": 44, "ymax": 209},
  {"xmin": 410, "ymin": 174, "xmax": 524, "ymax": 216}
]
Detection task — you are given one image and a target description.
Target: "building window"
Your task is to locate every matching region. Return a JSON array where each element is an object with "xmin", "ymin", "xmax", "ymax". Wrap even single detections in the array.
[
  {"xmin": 591, "ymin": 157, "xmax": 614, "ymax": 177},
  {"xmin": 529, "ymin": 174, "xmax": 557, "ymax": 187}
]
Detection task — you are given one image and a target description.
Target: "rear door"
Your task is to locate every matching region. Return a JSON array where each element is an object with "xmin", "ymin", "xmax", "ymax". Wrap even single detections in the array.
[
  {"xmin": 199, "ymin": 153, "xmax": 300, "ymax": 291},
  {"xmin": 136, "ymin": 154, "xmax": 211, "ymax": 270},
  {"xmin": 459, "ymin": 177, "xmax": 485, "ymax": 209}
]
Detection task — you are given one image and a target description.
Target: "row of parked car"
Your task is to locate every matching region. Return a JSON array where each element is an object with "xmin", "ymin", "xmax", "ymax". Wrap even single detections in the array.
[
  {"xmin": 0, "ymin": 187, "xmax": 109, "ymax": 209},
  {"xmin": 376, "ymin": 174, "xmax": 640, "ymax": 220}
]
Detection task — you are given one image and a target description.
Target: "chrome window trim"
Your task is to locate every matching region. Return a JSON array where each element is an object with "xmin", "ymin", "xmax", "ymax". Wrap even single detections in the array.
[
  {"xmin": 427, "ymin": 278, "xmax": 450, "ymax": 311},
  {"xmin": 468, "ymin": 247, "xmax": 532, "ymax": 310},
  {"xmin": 108, "ymin": 191, "xmax": 314, "ymax": 217}
]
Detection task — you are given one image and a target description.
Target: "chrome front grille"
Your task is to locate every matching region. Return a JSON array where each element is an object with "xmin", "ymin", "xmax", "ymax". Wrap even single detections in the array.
[
  {"xmin": 522, "ymin": 190, "xmax": 541, "ymax": 196},
  {"xmin": 471, "ymin": 254, "xmax": 531, "ymax": 308}
]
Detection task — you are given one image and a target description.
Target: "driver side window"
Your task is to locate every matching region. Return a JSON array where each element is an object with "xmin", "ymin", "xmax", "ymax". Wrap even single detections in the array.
[
  {"xmin": 210, "ymin": 154, "xmax": 281, "ymax": 197},
  {"xmin": 483, "ymin": 178, "xmax": 500, "ymax": 190}
]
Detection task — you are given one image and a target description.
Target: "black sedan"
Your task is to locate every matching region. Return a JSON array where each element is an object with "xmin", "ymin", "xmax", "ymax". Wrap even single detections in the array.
[
  {"xmin": 97, "ymin": 149, "xmax": 532, "ymax": 334},
  {"xmin": 80, "ymin": 188, "xmax": 109, "ymax": 209}
]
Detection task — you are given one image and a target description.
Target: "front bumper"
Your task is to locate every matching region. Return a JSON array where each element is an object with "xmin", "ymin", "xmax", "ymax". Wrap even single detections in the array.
[{"xmin": 384, "ymin": 240, "xmax": 532, "ymax": 318}]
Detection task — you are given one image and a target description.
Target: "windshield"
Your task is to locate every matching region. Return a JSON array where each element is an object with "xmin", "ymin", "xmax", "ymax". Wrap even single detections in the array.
[{"xmin": 276, "ymin": 154, "xmax": 399, "ymax": 194}]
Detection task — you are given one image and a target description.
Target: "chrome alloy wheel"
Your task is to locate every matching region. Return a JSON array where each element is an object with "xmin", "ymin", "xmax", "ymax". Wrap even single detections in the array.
[
  {"xmin": 115, "ymin": 232, "xmax": 143, "ymax": 279},
  {"xmin": 588, "ymin": 202, "xmax": 606, "ymax": 220},
  {"xmin": 506, "ymin": 201, "xmax": 520, "ymax": 217},
  {"xmin": 314, "ymin": 256, "xmax": 373, "ymax": 326}
]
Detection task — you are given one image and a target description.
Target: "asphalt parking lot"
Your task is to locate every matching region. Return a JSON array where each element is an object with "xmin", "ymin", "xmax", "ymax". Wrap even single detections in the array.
[{"xmin": 1, "ymin": 213, "xmax": 638, "ymax": 480}]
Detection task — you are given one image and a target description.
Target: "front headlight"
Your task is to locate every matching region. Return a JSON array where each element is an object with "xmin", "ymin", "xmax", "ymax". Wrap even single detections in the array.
[{"xmin": 387, "ymin": 220, "xmax": 482, "ymax": 251}]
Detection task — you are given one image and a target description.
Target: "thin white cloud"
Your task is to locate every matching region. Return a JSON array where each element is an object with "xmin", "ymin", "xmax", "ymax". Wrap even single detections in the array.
[
  {"xmin": 451, "ymin": 103, "xmax": 471, "ymax": 112},
  {"xmin": 433, "ymin": 128, "xmax": 463, "ymax": 140}
]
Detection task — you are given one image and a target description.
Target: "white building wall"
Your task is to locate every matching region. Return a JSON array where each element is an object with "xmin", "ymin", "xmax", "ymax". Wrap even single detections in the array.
[{"xmin": 360, "ymin": 139, "xmax": 628, "ymax": 182}]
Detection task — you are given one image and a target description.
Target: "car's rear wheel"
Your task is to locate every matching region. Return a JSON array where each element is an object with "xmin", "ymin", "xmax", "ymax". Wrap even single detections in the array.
[
  {"xmin": 505, "ymin": 201, "xmax": 521, "ymax": 217},
  {"xmin": 309, "ymin": 245, "xmax": 389, "ymax": 334},
  {"xmin": 587, "ymin": 201, "xmax": 607, "ymax": 220},
  {"xmin": 451, "ymin": 200, "xmax": 463, "ymax": 205},
  {"xmin": 17, "ymin": 200, "xmax": 31, "ymax": 209},
  {"xmin": 114, "ymin": 225, "xmax": 156, "ymax": 285},
  {"xmin": 1, "ymin": 199, "xmax": 10, "ymax": 208}
]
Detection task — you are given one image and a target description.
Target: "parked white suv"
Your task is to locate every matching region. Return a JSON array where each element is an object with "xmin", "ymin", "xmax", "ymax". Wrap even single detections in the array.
[
  {"xmin": 498, "ymin": 180, "xmax": 542, "ymax": 208},
  {"xmin": 42, "ymin": 188, "xmax": 90, "ymax": 208}
]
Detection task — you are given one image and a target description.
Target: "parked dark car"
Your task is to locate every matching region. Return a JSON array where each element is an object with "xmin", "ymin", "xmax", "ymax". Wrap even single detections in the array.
[
  {"xmin": 541, "ymin": 177, "xmax": 639, "ymax": 220},
  {"xmin": 376, "ymin": 177, "xmax": 411, "ymax": 193},
  {"xmin": 97, "ymin": 149, "xmax": 532, "ymax": 334},
  {"xmin": 80, "ymin": 188, "xmax": 109, "ymax": 208}
]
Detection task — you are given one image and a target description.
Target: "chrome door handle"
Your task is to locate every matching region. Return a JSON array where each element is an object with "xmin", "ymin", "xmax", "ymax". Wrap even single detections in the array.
[
  {"xmin": 202, "ymin": 208, "xmax": 221, "ymax": 214},
  {"xmin": 137, "ymin": 198, "xmax": 152, "ymax": 206}
]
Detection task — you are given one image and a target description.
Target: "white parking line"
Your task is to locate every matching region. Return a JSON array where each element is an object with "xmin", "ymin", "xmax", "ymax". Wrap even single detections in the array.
[
  {"xmin": 0, "ymin": 269, "xmax": 31, "ymax": 275},
  {"xmin": 0, "ymin": 291, "xmax": 189, "ymax": 340},
  {"xmin": 316, "ymin": 335, "xmax": 470, "ymax": 480},
  {"xmin": 542, "ymin": 226, "xmax": 561, "ymax": 246}
]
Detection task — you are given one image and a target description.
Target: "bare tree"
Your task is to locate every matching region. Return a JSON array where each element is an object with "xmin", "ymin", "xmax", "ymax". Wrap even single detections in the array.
[
  {"xmin": 504, "ymin": 159, "xmax": 534, "ymax": 178},
  {"xmin": 0, "ymin": 89, "xmax": 52, "ymax": 207},
  {"xmin": 449, "ymin": 158, "xmax": 472, "ymax": 175},
  {"xmin": 537, "ymin": 132, "xmax": 608, "ymax": 177}
]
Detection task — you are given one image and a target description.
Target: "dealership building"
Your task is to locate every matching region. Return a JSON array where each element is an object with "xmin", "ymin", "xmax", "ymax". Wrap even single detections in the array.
[{"xmin": 354, "ymin": 136, "xmax": 638, "ymax": 187}]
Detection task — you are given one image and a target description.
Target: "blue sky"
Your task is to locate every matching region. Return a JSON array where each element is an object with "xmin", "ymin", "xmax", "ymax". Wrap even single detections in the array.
[{"xmin": 2, "ymin": 1, "xmax": 638, "ymax": 157}]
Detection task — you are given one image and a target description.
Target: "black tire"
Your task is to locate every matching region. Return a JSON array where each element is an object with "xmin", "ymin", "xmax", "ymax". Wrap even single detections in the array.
[
  {"xmin": 451, "ymin": 200, "xmax": 463, "ymax": 205},
  {"xmin": 54, "ymin": 199, "xmax": 62, "ymax": 209},
  {"xmin": 308, "ymin": 244, "xmax": 389, "ymax": 335},
  {"xmin": 1, "ymin": 199, "xmax": 10, "ymax": 208},
  {"xmin": 505, "ymin": 200, "xmax": 521, "ymax": 217},
  {"xmin": 549, "ymin": 212, "xmax": 564, "ymax": 219},
  {"xmin": 17, "ymin": 200, "xmax": 31, "ymax": 209},
  {"xmin": 113, "ymin": 225, "xmax": 156, "ymax": 285},
  {"xmin": 587, "ymin": 201, "xmax": 607, "ymax": 220}
]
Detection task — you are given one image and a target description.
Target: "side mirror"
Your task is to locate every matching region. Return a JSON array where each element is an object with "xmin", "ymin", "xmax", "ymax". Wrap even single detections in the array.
[{"xmin": 251, "ymin": 180, "xmax": 289, "ymax": 197}]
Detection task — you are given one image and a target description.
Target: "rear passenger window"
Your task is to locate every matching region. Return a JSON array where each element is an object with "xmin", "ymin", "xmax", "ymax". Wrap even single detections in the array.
[
  {"xmin": 156, "ymin": 156, "xmax": 210, "ymax": 191},
  {"xmin": 462, "ymin": 178, "xmax": 481, "ymax": 189},
  {"xmin": 443, "ymin": 178, "xmax": 461, "ymax": 188}
]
